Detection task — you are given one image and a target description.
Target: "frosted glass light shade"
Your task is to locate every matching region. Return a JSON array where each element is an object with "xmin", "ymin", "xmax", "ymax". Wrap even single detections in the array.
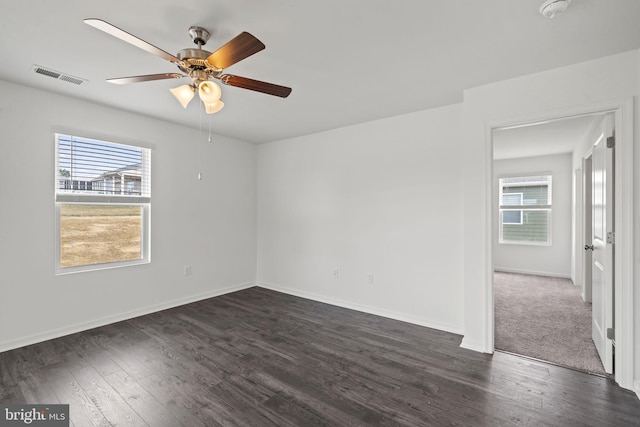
[
  {"xmin": 204, "ymin": 100, "xmax": 224, "ymax": 114},
  {"xmin": 169, "ymin": 85, "xmax": 195, "ymax": 108},
  {"xmin": 198, "ymin": 81, "xmax": 222, "ymax": 104}
]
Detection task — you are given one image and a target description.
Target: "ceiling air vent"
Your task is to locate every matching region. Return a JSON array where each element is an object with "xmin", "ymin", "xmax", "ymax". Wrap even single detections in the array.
[{"xmin": 31, "ymin": 65, "xmax": 87, "ymax": 86}]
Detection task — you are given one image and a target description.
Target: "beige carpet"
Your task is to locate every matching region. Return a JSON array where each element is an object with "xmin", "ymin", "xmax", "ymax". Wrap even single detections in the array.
[{"xmin": 494, "ymin": 271, "xmax": 606, "ymax": 375}]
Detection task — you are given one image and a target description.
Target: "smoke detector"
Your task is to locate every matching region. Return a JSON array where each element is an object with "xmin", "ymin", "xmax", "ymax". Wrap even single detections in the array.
[{"xmin": 539, "ymin": 0, "xmax": 572, "ymax": 19}]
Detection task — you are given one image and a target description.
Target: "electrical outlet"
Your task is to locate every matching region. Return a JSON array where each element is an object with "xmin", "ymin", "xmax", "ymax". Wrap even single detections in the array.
[
  {"xmin": 333, "ymin": 268, "xmax": 339, "ymax": 279},
  {"xmin": 367, "ymin": 273, "xmax": 374, "ymax": 284},
  {"xmin": 184, "ymin": 265, "xmax": 191, "ymax": 276}
]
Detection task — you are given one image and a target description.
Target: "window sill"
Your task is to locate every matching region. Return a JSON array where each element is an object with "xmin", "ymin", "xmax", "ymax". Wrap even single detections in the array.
[{"xmin": 55, "ymin": 258, "xmax": 150, "ymax": 275}]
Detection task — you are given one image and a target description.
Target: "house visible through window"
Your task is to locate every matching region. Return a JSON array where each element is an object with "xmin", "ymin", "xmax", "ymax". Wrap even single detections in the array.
[
  {"xmin": 55, "ymin": 134, "xmax": 151, "ymax": 273},
  {"xmin": 499, "ymin": 175, "xmax": 551, "ymax": 245}
]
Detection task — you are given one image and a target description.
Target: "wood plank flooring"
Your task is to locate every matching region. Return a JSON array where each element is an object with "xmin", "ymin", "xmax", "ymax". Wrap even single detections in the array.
[{"xmin": 1, "ymin": 287, "xmax": 639, "ymax": 426}]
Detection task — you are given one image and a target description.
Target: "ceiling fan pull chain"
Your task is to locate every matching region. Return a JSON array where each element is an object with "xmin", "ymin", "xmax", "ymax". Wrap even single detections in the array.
[
  {"xmin": 209, "ymin": 115, "xmax": 213, "ymax": 143},
  {"xmin": 198, "ymin": 102, "xmax": 203, "ymax": 180}
]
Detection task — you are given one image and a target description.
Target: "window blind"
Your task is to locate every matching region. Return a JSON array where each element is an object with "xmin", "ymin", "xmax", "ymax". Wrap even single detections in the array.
[
  {"xmin": 499, "ymin": 175, "xmax": 551, "ymax": 207},
  {"xmin": 55, "ymin": 134, "xmax": 151, "ymax": 203}
]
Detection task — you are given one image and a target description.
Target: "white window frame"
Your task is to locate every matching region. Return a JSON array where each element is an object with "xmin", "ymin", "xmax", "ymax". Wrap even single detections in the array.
[
  {"xmin": 55, "ymin": 133, "xmax": 151, "ymax": 274},
  {"xmin": 498, "ymin": 175, "xmax": 552, "ymax": 246}
]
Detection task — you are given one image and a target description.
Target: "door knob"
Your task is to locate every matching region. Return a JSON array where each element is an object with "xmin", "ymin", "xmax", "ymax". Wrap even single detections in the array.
[{"xmin": 584, "ymin": 244, "xmax": 594, "ymax": 251}]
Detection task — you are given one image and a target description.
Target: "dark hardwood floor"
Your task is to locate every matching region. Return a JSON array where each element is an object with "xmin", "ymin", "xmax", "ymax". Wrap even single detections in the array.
[{"xmin": 1, "ymin": 287, "xmax": 639, "ymax": 426}]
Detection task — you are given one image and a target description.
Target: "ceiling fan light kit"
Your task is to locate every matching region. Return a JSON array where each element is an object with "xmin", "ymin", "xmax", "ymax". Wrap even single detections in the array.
[
  {"xmin": 539, "ymin": 0, "xmax": 572, "ymax": 19},
  {"xmin": 84, "ymin": 19, "xmax": 292, "ymax": 115}
]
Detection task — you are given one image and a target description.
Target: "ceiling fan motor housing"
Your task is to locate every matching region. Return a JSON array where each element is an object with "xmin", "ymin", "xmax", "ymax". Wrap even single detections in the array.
[
  {"xmin": 178, "ymin": 26, "xmax": 222, "ymax": 80},
  {"xmin": 176, "ymin": 48, "xmax": 222, "ymax": 79}
]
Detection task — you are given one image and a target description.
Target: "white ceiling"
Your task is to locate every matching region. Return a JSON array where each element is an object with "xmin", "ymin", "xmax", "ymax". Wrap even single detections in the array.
[
  {"xmin": 2, "ymin": 1, "xmax": 640, "ymax": 144},
  {"xmin": 493, "ymin": 114, "xmax": 600, "ymax": 160}
]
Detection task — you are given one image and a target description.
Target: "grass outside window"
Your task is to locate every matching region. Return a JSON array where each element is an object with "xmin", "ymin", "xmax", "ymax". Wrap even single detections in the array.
[{"xmin": 59, "ymin": 204, "xmax": 143, "ymax": 268}]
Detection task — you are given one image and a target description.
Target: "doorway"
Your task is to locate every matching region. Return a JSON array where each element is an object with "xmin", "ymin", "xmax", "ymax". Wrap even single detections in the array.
[{"xmin": 492, "ymin": 113, "xmax": 611, "ymax": 375}]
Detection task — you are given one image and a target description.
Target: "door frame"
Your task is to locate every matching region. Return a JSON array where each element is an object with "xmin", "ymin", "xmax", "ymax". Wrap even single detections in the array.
[{"xmin": 485, "ymin": 98, "xmax": 634, "ymax": 391}]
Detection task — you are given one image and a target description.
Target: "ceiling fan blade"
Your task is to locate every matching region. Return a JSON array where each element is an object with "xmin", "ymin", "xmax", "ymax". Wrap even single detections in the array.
[
  {"xmin": 205, "ymin": 32, "xmax": 265, "ymax": 70},
  {"xmin": 84, "ymin": 18, "xmax": 182, "ymax": 65},
  {"xmin": 220, "ymin": 74, "xmax": 292, "ymax": 98},
  {"xmin": 107, "ymin": 73, "xmax": 186, "ymax": 84}
]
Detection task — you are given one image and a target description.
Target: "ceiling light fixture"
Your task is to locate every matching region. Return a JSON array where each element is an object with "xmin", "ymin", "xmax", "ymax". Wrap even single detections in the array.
[
  {"xmin": 539, "ymin": 0, "xmax": 572, "ymax": 19},
  {"xmin": 169, "ymin": 80, "xmax": 224, "ymax": 114}
]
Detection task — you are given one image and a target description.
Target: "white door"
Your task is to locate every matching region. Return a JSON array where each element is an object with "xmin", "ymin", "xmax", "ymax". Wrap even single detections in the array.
[
  {"xmin": 590, "ymin": 115, "xmax": 614, "ymax": 374},
  {"xmin": 582, "ymin": 157, "xmax": 592, "ymax": 303}
]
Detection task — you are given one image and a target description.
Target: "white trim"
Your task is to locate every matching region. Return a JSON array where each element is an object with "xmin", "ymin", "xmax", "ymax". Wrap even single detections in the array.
[
  {"xmin": 0, "ymin": 282, "xmax": 256, "ymax": 353},
  {"xmin": 56, "ymin": 194, "xmax": 151, "ymax": 204},
  {"xmin": 614, "ymin": 97, "xmax": 635, "ymax": 390},
  {"xmin": 482, "ymin": 97, "xmax": 635, "ymax": 392},
  {"xmin": 493, "ymin": 268, "xmax": 572, "ymax": 280},
  {"xmin": 460, "ymin": 337, "xmax": 487, "ymax": 353},
  {"xmin": 634, "ymin": 380, "xmax": 640, "ymax": 400},
  {"xmin": 497, "ymin": 238, "xmax": 551, "ymax": 247},
  {"xmin": 258, "ymin": 282, "xmax": 464, "ymax": 335},
  {"xmin": 484, "ymin": 123, "xmax": 495, "ymax": 354}
]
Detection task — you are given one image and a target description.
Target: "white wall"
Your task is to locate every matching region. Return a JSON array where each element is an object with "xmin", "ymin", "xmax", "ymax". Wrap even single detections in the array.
[
  {"xmin": 493, "ymin": 153, "xmax": 572, "ymax": 278},
  {"xmin": 257, "ymin": 104, "xmax": 465, "ymax": 333},
  {"xmin": 461, "ymin": 49, "xmax": 639, "ymax": 393},
  {"xmin": 0, "ymin": 80, "xmax": 257, "ymax": 351}
]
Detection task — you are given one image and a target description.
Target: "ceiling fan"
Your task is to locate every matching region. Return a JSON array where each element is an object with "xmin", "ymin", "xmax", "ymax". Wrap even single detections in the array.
[{"xmin": 84, "ymin": 19, "xmax": 292, "ymax": 114}]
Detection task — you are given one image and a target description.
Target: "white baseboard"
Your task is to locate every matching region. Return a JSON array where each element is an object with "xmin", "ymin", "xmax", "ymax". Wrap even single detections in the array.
[
  {"xmin": 494, "ymin": 268, "xmax": 572, "ymax": 280},
  {"xmin": 0, "ymin": 282, "xmax": 256, "ymax": 353},
  {"xmin": 257, "ymin": 282, "xmax": 464, "ymax": 335},
  {"xmin": 460, "ymin": 337, "xmax": 489, "ymax": 353}
]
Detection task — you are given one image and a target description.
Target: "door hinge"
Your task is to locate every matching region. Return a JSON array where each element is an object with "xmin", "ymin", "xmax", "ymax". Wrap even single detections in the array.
[
  {"xmin": 607, "ymin": 328, "xmax": 615, "ymax": 340},
  {"xmin": 606, "ymin": 136, "xmax": 615, "ymax": 148},
  {"xmin": 607, "ymin": 231, "xmax": 615, "ymax": 244}
]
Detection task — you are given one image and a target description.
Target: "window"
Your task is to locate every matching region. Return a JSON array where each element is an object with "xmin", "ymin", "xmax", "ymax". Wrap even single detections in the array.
[
  {"xmin": 499, "ymin": 175, "xmax": 551, "ymax": 245},
  {"xmin": 55, "ymin": 134, "xmax": 151, "ymax": 273}
]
